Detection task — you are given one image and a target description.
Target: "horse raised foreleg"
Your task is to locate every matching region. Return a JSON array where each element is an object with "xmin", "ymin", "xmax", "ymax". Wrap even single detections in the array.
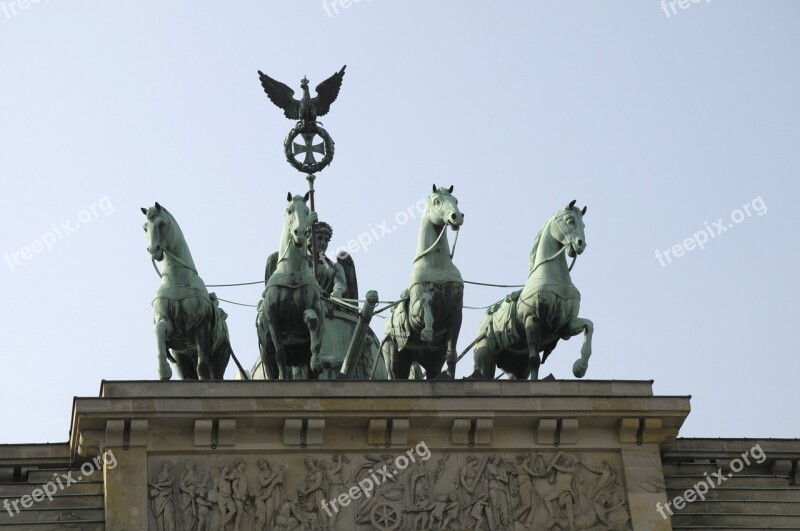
[
  {"xmin": 419, "ymin": 291, "xmax": 434, "ymax": 342},
  {"xmin": 154, "ymin": 319, "xmax": 173, "ymax": 380},
  {"xmin": 566, "ymin": 317, "xmax": 594, "ymax": 378},
  {"xmin": 304, "ymin": 309, "xmax": 321, "ymax": 375},
  {"xmin": 524, "ymin": 315, "xmax": 543, "ymax": 381}
]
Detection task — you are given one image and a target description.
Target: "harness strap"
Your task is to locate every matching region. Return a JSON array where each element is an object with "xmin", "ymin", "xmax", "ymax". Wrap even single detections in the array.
[
  {"xmin": 529, "ymin": 215, "xmax": 580, "ymax": 276},
  {"xmin": 413, "ymin": 225, "xmax": 447, "ymax": 263}
]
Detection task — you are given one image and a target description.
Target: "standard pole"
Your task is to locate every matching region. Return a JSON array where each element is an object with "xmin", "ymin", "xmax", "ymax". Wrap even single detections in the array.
[{"xmin": 306, "ymin": 173, "xmax": 318, "ymax": 278}]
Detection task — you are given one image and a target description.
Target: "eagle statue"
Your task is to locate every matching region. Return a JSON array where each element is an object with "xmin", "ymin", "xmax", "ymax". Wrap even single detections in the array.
[{"xmin": 257, "ymin": 65, "xmax": 347, "ymax": 124}]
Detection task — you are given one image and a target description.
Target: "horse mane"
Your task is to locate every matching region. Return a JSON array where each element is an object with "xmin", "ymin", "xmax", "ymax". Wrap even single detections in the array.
[
  {"xmin": 529, "ymin": 212, "xmax": 557, "ymax": 272},
  {"xmin": 147, "ymin": 205, "xmax": 193, "ymax": 266},
  {"xmin": 153, "ymin": 207, "xmax": 184, "ymax": 243},
  {"xmin": 528, "ymin": 206, "xmax": 585, "ymax": 271},
  {"xmin": 145, "ymin": 204, "xmax": 177, "ymax": 226}
]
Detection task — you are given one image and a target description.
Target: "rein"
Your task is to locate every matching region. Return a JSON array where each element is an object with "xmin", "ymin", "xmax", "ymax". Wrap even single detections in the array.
[
  {"xmin": 276, "ymin": 238, "xmax": 292, "ymax": 265},
  {"xmin": 151, "ymin": 257, "xmax": 162, "ymax": 279},
  {"xmin": 450, "ymin": 228, "xmax": 460, "ymax": 259},
  {"xmin": 413, "ymin": 223, "xmax": 447, "ymax": 263},
  {"xmin": 149, "ymin": 249, "xmax": 199, "ymax": 279},
  {"xmin": 529, "ymin": 216, "xmax": 579, "ymax": 276}
]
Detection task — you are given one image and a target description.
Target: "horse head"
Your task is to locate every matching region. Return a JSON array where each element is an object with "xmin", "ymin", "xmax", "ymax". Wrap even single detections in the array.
[
  {"xmin": 284, "ymin": 191, "xmax": 311, "ymax": 249},
  {"xmin": 141, "ymin": 202, "xmax": 174, "ymax": 262},
  {"xmin": 427, "ymin": 184, "xmax": 464, "ymax": 231},
  {"xmin": 550, "ymin": 200, "xmax": 587, "ymax": 258}
]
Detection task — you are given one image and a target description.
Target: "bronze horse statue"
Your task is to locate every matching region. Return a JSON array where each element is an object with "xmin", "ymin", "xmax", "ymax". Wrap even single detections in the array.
[
  {"xmin": 256, "ymin": 192, "xmax": 324, "ymax": 379},
  {"xmin": 382, "ymin": 185, "xmax": 465, "ymax": 379},
  {"xmin": 473, "ymin": 200, "xmax": 593, "ymax": 380},
  {"xmin": 142, "ymin": 203, "xmax": 233, "ymax": 380}
]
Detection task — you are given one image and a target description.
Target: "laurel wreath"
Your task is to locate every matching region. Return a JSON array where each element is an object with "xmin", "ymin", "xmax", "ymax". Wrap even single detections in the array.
[{"xmin": 284, "ymin": 123, "xmax": 335, "ymax": 174}]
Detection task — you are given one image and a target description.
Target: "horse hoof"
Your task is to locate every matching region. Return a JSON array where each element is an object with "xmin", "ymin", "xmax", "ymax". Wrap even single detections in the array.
[
  {"xmin": 573, "ymin": 360, "xmax": 588, "ymax": 378},
  {"xmin": 420, "ymin": 329, "xmax": 433, "ymax": 342},
  {"xmin": 158, "ymin": 365, "xmax": 172, "ymax": 380}
]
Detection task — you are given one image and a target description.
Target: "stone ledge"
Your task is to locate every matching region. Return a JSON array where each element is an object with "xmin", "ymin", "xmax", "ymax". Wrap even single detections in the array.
[
  {"xmin": 98, "ymin": 378, "xmax": 660, "ymax": 398},
  {"xmin": 69, "ymin": 380, "xmax": 691, "ymax": 459}
]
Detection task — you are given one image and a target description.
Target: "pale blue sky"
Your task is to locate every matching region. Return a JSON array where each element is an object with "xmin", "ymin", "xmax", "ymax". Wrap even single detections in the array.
[{"xmin": 0, "ymin": 1, "xmax": 797, "ymax": 444}]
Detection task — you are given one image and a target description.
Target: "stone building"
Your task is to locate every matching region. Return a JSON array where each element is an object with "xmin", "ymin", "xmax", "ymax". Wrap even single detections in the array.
[{"xmin": 1, "ymin": 379, "xmax": 798, "ymax": 530}]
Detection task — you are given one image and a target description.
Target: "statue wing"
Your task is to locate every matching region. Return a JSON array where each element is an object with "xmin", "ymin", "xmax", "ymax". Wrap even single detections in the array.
[
  {"xmin": 312, "ymin": 65, "xmax": 346, "ymax": 118},
  {"xmin": 337, "ymin": 251, "xmax": 358, "ymax": 300},
  {"xmin": 258, "ymin": 71, "xmax": 301, "ymax": 120},
  {"xmin": 265, "ymin": 251, "xmax": 279, "ymax": 283}
]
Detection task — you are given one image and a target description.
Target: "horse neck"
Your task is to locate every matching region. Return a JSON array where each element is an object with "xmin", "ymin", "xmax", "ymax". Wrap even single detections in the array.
[
  {"xmin": 275, "ymin": 219, "xmax": 309, "ymax": 273},
  {"xmin": 415, "ymin": 212, "xmax": 451, "ymax": 267},
  {"xmin": 161, "ymin": 222, "xmax": 198, "ymax": 283},
  {"xmin": 529, "ymin": 222, "xmax": 571, "ymax": 284}
]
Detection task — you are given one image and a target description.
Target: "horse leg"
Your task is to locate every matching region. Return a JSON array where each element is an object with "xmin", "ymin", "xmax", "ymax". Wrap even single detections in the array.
[
  {"xmin": 174, "ymin": 350, "xmax": 198, "ymax": 380},
  {"xmin": 256, "ymin": 310, "xmax": 278, "ymax": 379},
  {"xmin": 445, "ymin": 305, "xmax": 462, "ymax": 379},
  {"xmin": 195, "ymin": 320, "xmax": 213, "ymax": 380},
  {"xmin": 392, "ymin": 347, "xmax": 413, "ymax": 380},
  {"xmin": 421, "ymin": 355, "xmax": 443, "ymax": 380},
  {"xmin": 414, "ymin": 291, "xmax": 435, "ymax": 342},
  {"xmin": 473, "ymin": 336, "xmax": 496, "ymax": 379},
  {"xmin": 267, "ymin": 321, "xmax": 288, "ymax": 380},
  {"xmin": 524, "ymin": 315, "xmax": 543, "ymax": 381},
  {"xmin": 304, "ymin": 309, "xmax": 321, "ymax": 374},
  {"xmin": 382, "ymin": 339, "xmax": 397, "ymax": 379},
  {"xmin": 155, "ymin": 319, "xmax": 173, "ymax": 380},
  {"xmin": 211, "ymin": 342, "xmax": 232, "ymax": 380},
  {"xmin": 566, "ymin": 317, "xmax": 594, "ymax": 378},
  {"xmin": 260, "ymin": 338, "xmax": 278, "ymax": 380}
]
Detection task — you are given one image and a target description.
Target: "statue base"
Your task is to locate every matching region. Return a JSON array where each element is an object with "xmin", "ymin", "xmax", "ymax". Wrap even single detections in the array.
[{"xmin": 69, "ymin": 379, "xmax": 689, "ymax": 531}]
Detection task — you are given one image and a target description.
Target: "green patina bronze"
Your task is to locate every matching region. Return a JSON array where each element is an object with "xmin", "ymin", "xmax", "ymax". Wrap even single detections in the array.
[
  {"xmin": 382, "ymin": 185, "xmax": 465, "ymax": 380},
  {"xmin": 472, "ymin": 200, "xmax": 594, "ymax": 380},
  {"xmin": 141, "ymin": 203, "xmax": 234, "ymax": 380},
  {"xmin": 257, "ymin": 66, "xmax": 345, "ymax": 174},
  {"xmin": 256, "ymin": 192, "xmax": 324, "ymax": 380},
  {"xmin": 256, "ymin": 209, "xmax": 385, "ymax": 381},
  {"xmin": 262, "ymin": 213, "xmax": 357, "ymax": 301},
  {"xmin": 140, "ymin": 69, "xmax": 598, "ymax": 384}
]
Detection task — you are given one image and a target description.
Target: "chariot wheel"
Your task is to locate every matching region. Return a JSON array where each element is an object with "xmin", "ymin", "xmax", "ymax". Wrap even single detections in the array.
[{"xmin": 370, "ymin": 501, "xmax": 402, "ymax": 530}]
